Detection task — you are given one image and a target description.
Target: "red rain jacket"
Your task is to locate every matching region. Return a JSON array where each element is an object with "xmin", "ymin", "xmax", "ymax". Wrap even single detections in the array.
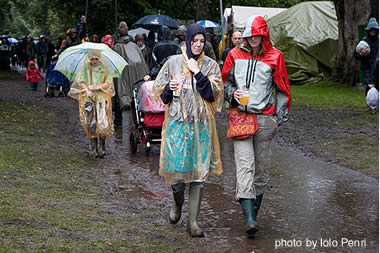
[
  {"xmin": 26, "ymin": 61, "xmax": 45, "ymax": 83},
  {"xmin": 222, "ymin": 16, "xmax": 291, "ymax": 124}
]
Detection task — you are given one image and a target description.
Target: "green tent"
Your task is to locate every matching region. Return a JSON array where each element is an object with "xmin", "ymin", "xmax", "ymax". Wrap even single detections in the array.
[{"xmin": 267, "ymin": 1, "xmax": 338, "ymax": 84}]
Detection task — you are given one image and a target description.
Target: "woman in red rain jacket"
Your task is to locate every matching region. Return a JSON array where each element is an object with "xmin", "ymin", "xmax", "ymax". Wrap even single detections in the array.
[{"xmin": 222, "ymin": 16, "xmax": 291, "ymax": 238}]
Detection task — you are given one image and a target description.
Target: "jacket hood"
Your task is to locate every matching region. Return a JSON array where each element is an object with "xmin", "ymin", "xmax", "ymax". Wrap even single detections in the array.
[
  {"xmin": 365, "ymin": 17, "xmax": 379, "ymax": 31},
  {"xmin": 241, "ymin": 16, "xmax": 273, "ymax": 53},
  {"xmin": 158, "ymin": 26, "xmax": 171, "ymax": 41},
  {"xmin": 28, "ymin": 60, "xmax": 35, "ymax": 69},
  {"xmin": 103, "ymin": 34, "xmax": 114, "ymax": 48},
  {"xmin": 117, "ymin": 35, "xmax": 131, "ymax": 44},
  {"xmin": 185, "ymin": 23, "xmax": 207, "ymax": 60}
]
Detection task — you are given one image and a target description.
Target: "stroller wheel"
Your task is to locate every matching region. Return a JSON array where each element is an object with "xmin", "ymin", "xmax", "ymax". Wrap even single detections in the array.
[{"xmin": 129, "ymin": 132, "xmax": 138, "ymax": 154}]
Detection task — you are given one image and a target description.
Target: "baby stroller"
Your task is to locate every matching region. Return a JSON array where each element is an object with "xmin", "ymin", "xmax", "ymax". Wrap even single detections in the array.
[
  {"xmin": 129, "ymin": 79, "xmax": 166, "ymax": 155},
  {"xmin": 45, "ymin": 59, "xmax": 70, "ymax": 97}
]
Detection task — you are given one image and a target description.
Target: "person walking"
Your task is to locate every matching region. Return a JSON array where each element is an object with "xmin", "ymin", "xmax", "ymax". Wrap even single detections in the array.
[
  {"xmin": 174, "ymin": 25, "xmax": 186, "ymax": 47},
  {"xmin": 56, "ymin": 28, "xmax": 80, "ymax": 55},
  {"xmin": 103, "ymin": 34, "xmax": 115, "ymax": 49},
  {"xmin": 220, "ymin": 31, "xmax": 242, "ymax": 70},
  {"xmin": 222, "ymin": 16, "xmax": 291, "ymax": 238},
  {"xmin": 68, "ymin": 49, "xmax": 115, "ymax": 158},
  {"xmin": 135, "ymin": 34, "xmax": 150, "ymax": 66},
  {"xmin": 355, "ymin": 17, "xmax": 379, "ymax": 114},
  {"xmin": 26, "ymin": 60, "xmax": 45, "ymax": 91},
  {"xmin": 36, "ymin": 35, "xmax": 49, "ymax": 72},
  {"xmin": 144, "ymin": 25, "xmax": 180, "ymax": 81},
  {"xmin": 112, "ymin": 21, "xmax": 149, "ymax": 126},
  {"xmin": 152, "ymin": 23, "xmax": 224, "ymax": 237}
]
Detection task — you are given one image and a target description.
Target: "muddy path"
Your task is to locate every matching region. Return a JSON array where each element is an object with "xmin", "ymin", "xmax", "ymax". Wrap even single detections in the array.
[{"xmin": 1, "ymin": 68, "xmax": 378, "ymax": 252}]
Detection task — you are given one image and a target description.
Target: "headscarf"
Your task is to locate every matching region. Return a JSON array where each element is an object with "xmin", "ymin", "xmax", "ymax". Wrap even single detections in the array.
[
  {"xmin": 103, "ymin": 34, "xmax": 114, "ymax": 48},
  {"xmin": 185, "ymin": 23, "xmax": 207, "ymax": 60},
  {"xmin": 87, "ymin": 49, "xmax": 102, "ymax": 60}
]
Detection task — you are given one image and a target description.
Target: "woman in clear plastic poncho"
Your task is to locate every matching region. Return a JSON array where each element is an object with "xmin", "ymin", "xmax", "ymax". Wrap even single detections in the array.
[
  {"xmin": 68, "ymin": 49, "xmax": 115, "ymax": 158},
  {"xmin": 152, "ymin": 23, "xmax": 223, "ymax": 237}
]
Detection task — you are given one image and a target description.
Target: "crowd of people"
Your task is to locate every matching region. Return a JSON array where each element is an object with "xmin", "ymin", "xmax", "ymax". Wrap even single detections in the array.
[{"xmin": 3, "ymin": 14, "xmax": 377, "ymax": 240}]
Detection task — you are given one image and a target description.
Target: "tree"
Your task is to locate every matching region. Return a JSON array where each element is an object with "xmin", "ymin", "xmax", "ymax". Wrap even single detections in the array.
[{"xmin": 333, "ymin": 0, "xmax": 379, "ymax": 85}]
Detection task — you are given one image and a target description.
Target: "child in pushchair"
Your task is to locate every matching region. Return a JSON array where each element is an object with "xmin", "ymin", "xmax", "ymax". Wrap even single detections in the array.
[
  {"xmin": 45, "ymin": 59, "xmax": 71, "ymax": 97},
  {"xmin": 130, "ymin": 79, "xmax": 166, "ymax": 155}
]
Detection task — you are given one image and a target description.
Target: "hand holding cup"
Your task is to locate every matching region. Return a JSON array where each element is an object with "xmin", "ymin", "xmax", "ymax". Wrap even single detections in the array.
[{"xmin": 234, "ymin": 89, "xmax": 249, "ymax": 105}]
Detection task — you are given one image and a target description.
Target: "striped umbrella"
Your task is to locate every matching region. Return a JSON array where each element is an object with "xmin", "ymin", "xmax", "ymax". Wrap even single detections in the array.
[{"xmin": 197, "ymin": 20, "xmax": 219, "ymax": 28}]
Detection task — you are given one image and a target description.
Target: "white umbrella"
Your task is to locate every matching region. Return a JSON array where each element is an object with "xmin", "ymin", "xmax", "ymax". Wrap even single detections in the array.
[
  {"xmin": 128, "ymin": 28, "xmax": 150, "ymax": 40},
  {"xmin": 54, "ymin": 42, "xmax": 128, "ymax": 82}
]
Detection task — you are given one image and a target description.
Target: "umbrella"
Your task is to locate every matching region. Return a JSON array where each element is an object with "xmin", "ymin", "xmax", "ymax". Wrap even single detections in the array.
[
  {"xmin": 54, "ymin": 42, "xmax": 128, "ymax": 82},
  {"xmin": 134, "ymin": 14, "xmax": 178, "ymax": 30},
  {"xmin": 128, "ymin": 27, "xmax": 150, "ymax": 40},
  {"xmin": 7, "ymin": 38, "xmax": 18, "ymax": 43},
  {"xmin": 197, "ymin": 20, "xmax": 219, "ymax": 28}
]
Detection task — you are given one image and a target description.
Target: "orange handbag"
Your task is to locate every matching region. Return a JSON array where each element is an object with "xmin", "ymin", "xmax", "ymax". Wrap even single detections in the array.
[{"xmin": 226, "ymin": 107, "xmax": 259, "ymax": 140}]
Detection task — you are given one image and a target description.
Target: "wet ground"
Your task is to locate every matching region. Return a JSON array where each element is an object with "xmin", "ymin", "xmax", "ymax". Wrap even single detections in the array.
[{"xmin": 1, "ymin": 68, "xmax": 379, "ymax": 252}]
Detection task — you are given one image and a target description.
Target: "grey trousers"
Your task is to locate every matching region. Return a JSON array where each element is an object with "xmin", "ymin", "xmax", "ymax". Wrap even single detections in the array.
[{"xmin": 233, "ymin": 114, "xmax": 278, "ymax": 200}]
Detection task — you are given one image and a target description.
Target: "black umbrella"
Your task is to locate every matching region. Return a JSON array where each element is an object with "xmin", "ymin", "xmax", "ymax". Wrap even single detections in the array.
[{"xmin": 133, "ymin": 14, "xmax": 178, "ymax": 30}]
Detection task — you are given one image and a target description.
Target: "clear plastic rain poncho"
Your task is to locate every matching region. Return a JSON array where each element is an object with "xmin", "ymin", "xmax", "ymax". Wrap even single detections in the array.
[
  {"xmin": 152, "ymin": 45, "xmax": 224, "ymax": 185},
  {"xmin": 68, "ymin": 49, "xmax": 115, "ymax": 139}
]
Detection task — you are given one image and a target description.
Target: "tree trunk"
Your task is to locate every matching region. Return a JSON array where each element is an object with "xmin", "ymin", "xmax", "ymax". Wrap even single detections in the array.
[{"xmin": 333, "ymin": 0, "xmax": 376, "ymax": 85}]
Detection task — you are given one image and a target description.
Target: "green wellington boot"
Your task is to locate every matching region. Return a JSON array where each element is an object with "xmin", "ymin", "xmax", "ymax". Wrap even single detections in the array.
[
  {"xmin": 169, "ymin": 188, "xmax": 185, "ymax": 224},
  {"xmin": 187, "ymin": 186, "xmax": 204, "ymax": 237},
  {"xmin": 98, "ymin": 137, "xmax": 106, "ymax": 158},
  {"xmin": 253, "ymin": 194, "xmax": 264, "ymax": 222},
  {"xmin": 240, "ymin": 199, "xmax": 258, "ymax": 237},
  {"xmin": 89, "ymin": 138, "xmax": 98, "ymax": 158}
]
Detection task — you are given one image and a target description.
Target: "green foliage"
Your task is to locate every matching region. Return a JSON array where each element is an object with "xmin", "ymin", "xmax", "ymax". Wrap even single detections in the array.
[{"xmin": 0, "ymin": 0, "xmax": 314, "ymax": 42}]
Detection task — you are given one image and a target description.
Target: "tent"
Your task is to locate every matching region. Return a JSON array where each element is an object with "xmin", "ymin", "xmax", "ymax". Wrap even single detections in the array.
[
  {"xmin": 230, "ymin": 5, "xmax": 287, "ymax": 32},
  {"xmin": 267, "ymin": 1, "xmax": 338, "ymax": 84}
]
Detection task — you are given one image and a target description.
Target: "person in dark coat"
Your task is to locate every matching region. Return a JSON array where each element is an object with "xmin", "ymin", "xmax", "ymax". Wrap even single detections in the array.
[
  {"xmin": 145, "ymin": 31, "xmax": 155, "ymax": 51},
  {"xmin": 135, "ymin": 34, "xmax": 150, "ymax": 66},
  {"xmin": 112, "ymin": 21, "xmax": 149, "ymax": 126},
  {"xmin": 75, "ymin": 15, "xmax": 89, "ymax": 42},
  {"xmin": 56, "ymin": 28, "xmax": 80, "ymax": 55},
  {"xmin": 36, "ymin": 35, "xmax": 49, "ymax": 72},
  {"xmin": 220, "ymin": 31, "xmax": 242, "ymax": 70},
  {"xmin": 356, "ymin": 18, "xmax": 379, "ymax": 94},
  {"xmin": 143, "ymin": 26, "xmax": 181, "ymax": 81}
]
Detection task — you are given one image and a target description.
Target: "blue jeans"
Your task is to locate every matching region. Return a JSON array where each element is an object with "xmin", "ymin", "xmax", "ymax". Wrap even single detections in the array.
[{"xmin": 29, "ymin": 82, "xmax": 38, "ymax": 91}]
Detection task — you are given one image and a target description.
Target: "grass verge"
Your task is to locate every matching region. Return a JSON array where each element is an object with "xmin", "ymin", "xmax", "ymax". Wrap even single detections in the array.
[
  {"xmin": 290, "ymin": 80, "xmax": 378, "ymax": 177},
  {"xmin": 0, "ymin": 101, "xmax": 212, "ymax": 252}
]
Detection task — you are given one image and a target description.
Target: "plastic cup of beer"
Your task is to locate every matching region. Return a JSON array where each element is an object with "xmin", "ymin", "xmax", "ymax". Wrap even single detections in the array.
[{"xmin": 240, "ymin": 91, "xmax": 249, "ymax": 105}]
